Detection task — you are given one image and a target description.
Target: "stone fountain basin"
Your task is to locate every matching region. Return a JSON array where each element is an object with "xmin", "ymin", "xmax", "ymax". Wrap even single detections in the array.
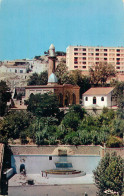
[{"xmin": 44, "ymin": 169, "xmax": 86, "ymax": 178}]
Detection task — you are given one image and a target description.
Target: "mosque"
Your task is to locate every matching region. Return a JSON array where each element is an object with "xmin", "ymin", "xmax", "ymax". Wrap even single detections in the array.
[{"xmin": 24, "ymin": 44, "xmax": 80, "ymax": 106}]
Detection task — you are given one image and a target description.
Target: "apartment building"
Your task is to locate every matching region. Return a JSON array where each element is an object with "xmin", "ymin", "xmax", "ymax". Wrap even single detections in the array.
[{"xmin": 66, "ymin": 46, "xmax": 124, "ymax": 73}]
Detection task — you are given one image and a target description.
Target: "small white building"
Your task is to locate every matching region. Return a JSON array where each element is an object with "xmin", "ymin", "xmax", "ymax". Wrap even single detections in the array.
[{"xmin": 82, "ymin": 87, "xmax": 115, "ymax": 108}]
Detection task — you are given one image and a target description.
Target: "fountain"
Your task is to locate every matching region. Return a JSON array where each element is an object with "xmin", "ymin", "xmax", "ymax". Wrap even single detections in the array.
[{"xmin": 45, "ymin": 150, "xmax": 86, "ymax": 177}]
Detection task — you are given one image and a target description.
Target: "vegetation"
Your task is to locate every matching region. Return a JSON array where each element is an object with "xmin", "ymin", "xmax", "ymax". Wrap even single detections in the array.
[
  {"xmin": 89, "ymin": 62, "xmax": 116, "ymax": 85},
  {"xmin": 0, "ymin": 62, "xmax": 123, "ymax": 146},
  {"xmin": 0, "ymin": 81, "xmax": 11, "ymax": 116},
  {"xmin": 0, "ymin": 91, "xmax": 123, "ymax": 147},
  {"xmin": 112, "ymin": 81, "xmax": 124, "ymax": 109},
  {"xmin": 27, "ymin": 71, "xmax": 48, "ymax": 85},
  {"xmin": 93, "ymin": 152, "xmax": 123, "ymax": 196}
]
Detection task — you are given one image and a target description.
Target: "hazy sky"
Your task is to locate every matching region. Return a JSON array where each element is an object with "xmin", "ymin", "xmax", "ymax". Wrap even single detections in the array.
[{"xmin": 0, "ymin": 0, "xmax": 124, "ymax": 60}]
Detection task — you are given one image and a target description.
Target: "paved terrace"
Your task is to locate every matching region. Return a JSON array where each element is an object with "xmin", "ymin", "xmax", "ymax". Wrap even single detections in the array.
[{"xmin": 9, "ymin": 173, "xmax": 94, "ymax": 186}]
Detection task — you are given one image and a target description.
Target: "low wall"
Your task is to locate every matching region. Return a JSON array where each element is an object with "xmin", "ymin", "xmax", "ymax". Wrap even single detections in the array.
[
  {"xmin": 4, "ymin": 168, "xmax": 13, "ymax": 179},
  {"xmin": 10, "ymin": 145, "xmax": 103, "ymax": 156},
  {"xmin": 105, "ymin": 147, "xmax": 124, "ymax": 159}
]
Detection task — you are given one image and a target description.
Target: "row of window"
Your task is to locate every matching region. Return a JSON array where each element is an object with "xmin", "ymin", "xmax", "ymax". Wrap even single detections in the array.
[
  {"xmin": 74, "ymin": 48, "xmax": 124, "ymax": 52},
  {"xmin": 74, "ymin": 53, "xmax": 122, "ymax": 56},
  {"xmin": 74, "ymin": 61, "xmax": 122, "ymax": 64},
  {"xmin": 74, "ymin": 57, "xmax": 124, "ymax": 61},
  {"xmin": 85, "ymin": 96, "xmax": 104, "ymax": 104}
]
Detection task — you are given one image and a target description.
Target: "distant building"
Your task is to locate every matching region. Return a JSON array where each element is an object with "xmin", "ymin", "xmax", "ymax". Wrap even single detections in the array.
[
  {"xmin": 66, "ymin": 45, "xmax": 124, "ymax": 74},
  {"xmin": 1, "ymin": 60, "xmax": 30, "ymax": 74},
  {"xmin": 82, "ymin": 87, "xmax": 115, "ymax": 108}
]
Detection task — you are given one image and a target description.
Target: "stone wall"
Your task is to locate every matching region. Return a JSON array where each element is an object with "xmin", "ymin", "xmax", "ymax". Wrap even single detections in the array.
[
  {"xmin": 10, "ymin": 145, "xmax": 103, "ymax": 156},
  {"xmin": 105, "ymin": 147, "xmax": 124, "ymax": 158}
]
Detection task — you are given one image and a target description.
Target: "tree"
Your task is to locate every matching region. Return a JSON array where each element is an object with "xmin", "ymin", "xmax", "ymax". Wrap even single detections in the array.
[
  {"xmin": 26, "ymin": 93, "xmax": 60, "ymax": 119},
  {"xmin": 70, "ymin": 70, "xmax": 91, "ymax": 97},
  {"xmin": 27, "ymin": 71, "xmax": 48, "ymax": 85},
  {"xmin": 61, "ymin": 112, "xmax": 80, "ymax": 131},
  {"xmin": 55, "ymin": 63, "xmax": 75, "ymax": 85},
  {"xmin": 0, "ymin": 81, "xmax": 11, "ymax": 116},
  {"xmin": 67, "ymin": 104, "xmax": 86, "ymax": 119},
  {"xmin": 0, "ymin": 111, "xmax": 33, "ymax": 142},
  {"xmin": 89, "ymin": 62, "xmax": 116, "ymax": 85},
  {"xmin": 112, "ymin": 82, "xmax": 124, "ymax": 109},
  {"xmin": 93, "ymin": 152, "xmax": 123, "ymax": 196}
]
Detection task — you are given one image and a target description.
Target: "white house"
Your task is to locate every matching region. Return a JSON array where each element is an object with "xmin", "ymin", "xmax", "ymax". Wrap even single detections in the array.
[{"xmin": 82, "ymin": 87, "xmax": 115, "ymax": 108}]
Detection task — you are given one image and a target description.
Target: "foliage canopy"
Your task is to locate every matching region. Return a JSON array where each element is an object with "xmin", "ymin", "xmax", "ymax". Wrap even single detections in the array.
[{"xmin": 93, "ymin": 152, "xmax": 123, "ymax": 196}]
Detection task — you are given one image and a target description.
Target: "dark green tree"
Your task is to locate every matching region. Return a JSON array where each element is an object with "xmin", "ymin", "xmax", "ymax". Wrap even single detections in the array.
[
  {"xmin": 26, "ymin": 93, "xmax": 60, "ymax": 119},
  {"xmin": 112, "ymin": 82, "xmax": 124, "ymax": 109},
  {"xmin": 69, "ymin": 70, "xmax": 91, "ymax": 97},
  {"xmin": 93, "ymin": 152, "xmax": 123, "ymax": 196},
  {"xmin": 0, "ymin": 111, "xmax": 33, "ymax": 142},
  {"xmin": 68, "ymin": 105, "xmax": 86, "ymax": 119},
  {"xmin": 0, "ymin": 81, "xmax": 11, "ymax": 116},
  {"xmin": 61, "ymin": 112, "xmax": 80, "ymax": 131},
  {"xmin": 27, "ymin": 71, "xmax": 48, "ymax": 85}
]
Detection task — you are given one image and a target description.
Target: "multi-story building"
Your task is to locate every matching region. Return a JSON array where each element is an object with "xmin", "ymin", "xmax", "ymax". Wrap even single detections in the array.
[{"xmin": 66, "ymin": 45, "xmax": 124, "ymax": 74}]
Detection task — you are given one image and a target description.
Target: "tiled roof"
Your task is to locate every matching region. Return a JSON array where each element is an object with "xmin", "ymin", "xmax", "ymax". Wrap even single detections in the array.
[{"xmin": 83, "ymin": 87, "xmax": 114, "ymax": 96}]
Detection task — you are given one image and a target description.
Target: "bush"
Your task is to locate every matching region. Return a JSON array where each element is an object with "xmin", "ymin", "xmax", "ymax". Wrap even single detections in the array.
[{"xmin": 106, "ymin": 136, "xmax": 123, "ymax": 148}]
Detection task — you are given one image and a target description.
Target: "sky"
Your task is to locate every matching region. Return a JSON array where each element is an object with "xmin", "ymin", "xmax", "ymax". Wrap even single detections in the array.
[{"xmin": 0, "ymin": 0, "xmax": 124, "ymax": 60}]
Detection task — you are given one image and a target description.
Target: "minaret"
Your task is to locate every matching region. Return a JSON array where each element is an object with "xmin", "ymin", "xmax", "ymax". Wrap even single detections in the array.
[{"xmin": 48, "ymin": 44, "xmax": 56, "ymax": 77}]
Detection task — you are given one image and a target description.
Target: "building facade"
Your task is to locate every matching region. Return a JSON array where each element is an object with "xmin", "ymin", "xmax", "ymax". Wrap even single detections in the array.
[
  {"xmin": 66, "ymin": 45, "xmax": 124, "ymax": 73},
  {"xmin": 82, "ymin": 87, "xmax": 115, "ymax": 108}
]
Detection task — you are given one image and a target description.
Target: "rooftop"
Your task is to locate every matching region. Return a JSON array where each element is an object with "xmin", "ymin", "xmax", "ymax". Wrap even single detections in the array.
[{"xmin": 83, "ymin": 87, "xmax": 114, "ymax": 96}]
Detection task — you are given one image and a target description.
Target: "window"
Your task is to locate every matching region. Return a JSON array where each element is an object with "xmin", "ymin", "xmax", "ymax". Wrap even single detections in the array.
[
  {"xmin": 104, "ymin": 49, "xmax": 107, "ymax": 51},
  {"xmin": 20, "ymin": 70, "xmax": 23, "ymax": 73},
  {"xmin": 15, "ymin": 69, "xmax": 17, "ymax": 73},
  {"xmin": 85, "ymin": 97, "xmax": 88, "ymax": 101},
  {"xmin": 117, "ymin": 49, "xmax": 120, "ymax": 52},
  {"xmin": 83, "ymin": 48, "xmax": 86, "ymax": 51},
  {"xmin": 117, "ymin": 54, "xmax": 120, "ymax": 56},
  {"xmin": 96, "ymin": 53, "xmax": 99, "ymax": 56},
  {"xmin": 82, "ymin": 66, "xmax": 86, "ymax": 68},
  {"xmin": 93, "ymin": 97, "xmax": 96, "ymax": 104},
  {"xmin": 104, "ymin": 53, "xmax": 107, "ymax": 56},
  {"xmin": 74, "ymin": 48, "xmax": 78, "ymax": 51},
  {"xmin": 74, "ymin": 66, "xmax": 78, "ymax": 68},
  {"xmin": 116, "ymin": 62, "xmax": 120, "ymax": 65},
  {"xmin": 116, "ymin": 66, "xmax": 120, "ymax": 69},
  {"xmin": 82, "ymin": 57, "xmax": 86, "ymax": 60},
  {"xmin": 74, "ymin": 53, "xmax": 78, "ymax": 55},
  {"xmin": 101, "ymin": 97, "xmax": 104, "ymax": 101},
  {"xmin": 104, "ymin": 58, "xmax": 107, "ymax": 60},
  {"xmin": 96, "ymin": 49, "xmax": 99, "ymax": 51},
  {"xmin": 83, "ymin": 62, "xmax": 86, "ymax": 64},
  {"xmin": 83, "ymin": 53, "xmax": 86, "ymax": 55},
  {"xmin": 96, "ymin": 58, "xmax": 99, "ymax": 60},
  {"xmin": 49, "ymin": 156, "xmax": 52, "ymax": 160},
  {"xmin": 74, "ymin": 57, "xmax": 78, "ymax": 64}
]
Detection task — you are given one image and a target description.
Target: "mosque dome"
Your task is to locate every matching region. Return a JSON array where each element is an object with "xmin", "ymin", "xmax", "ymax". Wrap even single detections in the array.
[{"xmin": 48, "ymin": 73, "xmax": 58, "ymax": 84}]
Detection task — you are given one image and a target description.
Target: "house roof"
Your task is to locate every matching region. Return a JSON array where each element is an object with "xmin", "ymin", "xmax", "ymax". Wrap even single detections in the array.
[{"xmin": 83, "ymin": 87, "xmax": 114, "ymax": 96}]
